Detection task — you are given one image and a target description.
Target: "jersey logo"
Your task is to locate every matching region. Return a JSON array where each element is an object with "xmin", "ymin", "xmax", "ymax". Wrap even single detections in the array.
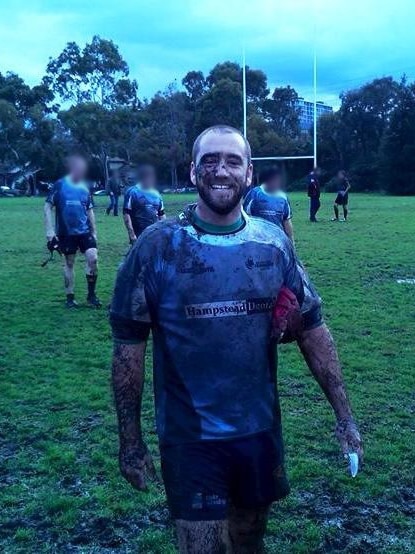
[
  {"xmin": 245, "ymin": 257, "xmax": 275, "ymax": 270},
  {"xmin": 185, "ymin": 298, "xmax": 274, "ymax": 319},
  {"xmin": 177, "ymin": 260, "xmax": 215, "ymax": 274}
]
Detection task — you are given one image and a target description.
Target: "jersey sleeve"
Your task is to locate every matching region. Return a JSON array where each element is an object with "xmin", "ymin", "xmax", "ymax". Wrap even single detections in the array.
[
  {"xmin": 123, "ymin": 188, "xmax": 133, "ymax": 213},
  {"xmin": 296, "ymin": 262, "xmax": 323, "ymax": 331},
  {"xmin": 110, "ymin": 234, "xmax": 156, "ymax": 343},
  {"xmin": 283, "ymin": 197, "xmax": 292, "ymax": 220},
  {"xmin": 281, "ymin": 242, "xmax": 305, "ymax": 308},
  {"xmin": 242, "ymin": 188, "xmax": 254, "ymax": 214}
]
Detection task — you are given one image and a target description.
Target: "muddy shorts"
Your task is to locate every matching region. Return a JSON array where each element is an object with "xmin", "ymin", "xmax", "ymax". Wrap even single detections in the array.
[
  {"xmin": 160, "ymin": 429, "xmax": 290, "ymax": 521},
  {"xmin": 58, "ymin": 233, "xmax": 97, "ymax": 256}
]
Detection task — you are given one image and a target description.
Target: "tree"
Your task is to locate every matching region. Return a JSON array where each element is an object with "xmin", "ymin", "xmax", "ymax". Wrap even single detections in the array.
[
  {"xmin": 195, "ymin": 78, "xmax": 243, "ymax": 133},
  {"xmin": 262, "ymin": 86, "xmax": 301, "ymax": 138},
  {"xmin": 379, "ymin": 85, "xmax": 415, "ymax": 194},
  {"xmin": 45, "ymin": 36, "xmax": 138, "ymax": 108},
  {"xmin": 182, "ymin": 71, "xmax": 207, "ymax": 101}
]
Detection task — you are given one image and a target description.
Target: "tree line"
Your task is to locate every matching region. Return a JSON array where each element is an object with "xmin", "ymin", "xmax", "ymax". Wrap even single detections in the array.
[{"xmin": 1, "ymin": 35, "xmax": 414, "ymax": 194}]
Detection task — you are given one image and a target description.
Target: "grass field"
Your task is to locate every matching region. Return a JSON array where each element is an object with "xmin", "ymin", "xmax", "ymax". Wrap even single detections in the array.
[{"xmin": 1, "ymin": 192, "xmax": 415, "ymax": 554}]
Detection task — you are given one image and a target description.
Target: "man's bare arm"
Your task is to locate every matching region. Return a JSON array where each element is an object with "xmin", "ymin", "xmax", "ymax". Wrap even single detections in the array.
[
  {"xmin": 112, "ymin": 341, "xmax": 156, "ymax": 490},
  {"xmin": 297, "ymin": 324, "xmax": 363, "ymax": 459},
  {"xmin": 123, "ymin": 213, "xmax": 137, "ymax": 242},
  {"xmin": 87, "ymin": 208, "xmax": 97, "ymax": 239},
  {"xmin": 283, "ymin": 219, "xmax": 294, "ymax": 244},
  {"xmin": 44, "ymin": 202, "xmax": 56, "ymax": 240}
]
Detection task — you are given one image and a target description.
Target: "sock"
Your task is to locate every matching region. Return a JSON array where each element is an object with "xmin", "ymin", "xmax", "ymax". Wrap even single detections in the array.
[
  {"xmin": 86, "ymin": 274, "xmax": 97, "ymax": 298},
  {"xmin": 67, "ymin": 293, "xmax": 75, "ymax": 301}
]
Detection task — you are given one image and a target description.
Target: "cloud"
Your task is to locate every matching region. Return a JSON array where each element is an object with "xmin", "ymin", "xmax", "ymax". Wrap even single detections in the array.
[{"xmin": 0, "ymin": 0, "xmax": 414, "ymax": 110}]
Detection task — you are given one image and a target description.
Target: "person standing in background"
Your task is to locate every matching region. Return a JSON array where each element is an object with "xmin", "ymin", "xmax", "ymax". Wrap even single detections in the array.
[
  {"xmin": 106, "ymin": 169, "xmax": 122, "ymax": 216},
  {"xmin": 123, "ymin": 164, "xmax": 165, "ymax": 244},
  {"xmin": 243, "ymin": 165, "xmax": 294, "ymax": 242},
  {"xmin": 307, "ymin": 167, "xmax": 321, "ymax": 222},
  {"xmin": 332, "ymin": 170, "xmax": 351, "ymax": 222}
]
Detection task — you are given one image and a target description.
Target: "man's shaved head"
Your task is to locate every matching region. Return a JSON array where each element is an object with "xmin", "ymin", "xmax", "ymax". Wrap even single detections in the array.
[{"xmin": 192, "ymin": 125, "xmax": 251, "ymax": 164}]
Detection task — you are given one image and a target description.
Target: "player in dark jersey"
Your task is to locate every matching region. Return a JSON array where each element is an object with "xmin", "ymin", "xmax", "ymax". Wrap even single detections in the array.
[
  {"xmin": 331, "ymin": 170, "xmax": 351, "ymax": 222},
  {"xmin": 44, "ymin": 154, "xmax": 101, "ymax": 308},
  {"xmin": 110, "ymin": 126, "xmax": 362, "ymax": 553},
  {"xmin": 243, "ymin": 165, "xmax": 294, "ymax": 241},
  {"xmin": 307, "ymin": 167, "xmax": 321, "ymax": 222},
  {"xmin": 106, "ymin": 169, "xmax": 122, "ymax": 216},
  {"xmin": 122, "ymin": 164, "xmax": 165, "ymax": 244}
]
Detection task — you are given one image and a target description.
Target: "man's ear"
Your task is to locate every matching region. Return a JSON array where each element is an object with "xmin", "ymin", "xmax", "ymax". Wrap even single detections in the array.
[
  {"xmin": 246, "ymin": 163, "xmax": 253, "ymax": 188},
  {"xmin": 190, "ymin": 162, "xmax": 197, "ymax": 186}
]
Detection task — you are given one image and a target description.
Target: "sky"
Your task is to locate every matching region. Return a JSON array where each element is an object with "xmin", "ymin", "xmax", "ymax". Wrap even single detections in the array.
[{"xmin": 1, "ymin": 0, "xmax": 415, "ymax": 110}]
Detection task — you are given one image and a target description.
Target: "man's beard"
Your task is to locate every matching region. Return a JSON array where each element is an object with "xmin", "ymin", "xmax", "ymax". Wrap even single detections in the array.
[{"xmin": 196, "ymin": 168, "xmax": 248, "ymax": 215}]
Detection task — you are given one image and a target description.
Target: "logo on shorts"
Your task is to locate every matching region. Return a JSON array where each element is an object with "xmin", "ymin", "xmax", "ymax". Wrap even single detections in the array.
[{"xmin": 185, "ymin": 298, "xmax": 275, "ymax": 319}]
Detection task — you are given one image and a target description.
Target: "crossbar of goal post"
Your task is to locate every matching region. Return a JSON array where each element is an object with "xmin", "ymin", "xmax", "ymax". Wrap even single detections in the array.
[{"xmin": 242, "ymin": 45, "xmax": 318, "ymax": 168}]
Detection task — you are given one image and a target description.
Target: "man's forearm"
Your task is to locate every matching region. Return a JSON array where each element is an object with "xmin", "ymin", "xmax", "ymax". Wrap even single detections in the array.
[
  {"xmin": 112, "ymin": 342, "xmax": 146, "ymax": 447},
  {"xmin": 297, "ymin": 324, "xmax": 353, "ymax": 421},
  {"xmin": 123, "ymin": 213, "xmax": 136, "ymax": 238},
  {"xmin": 283, "ymin": 220, "xmax": 294, "ymax": 243},
  {"xmin": 44, "ymin": 203, "xmax": 55, "ymax": 238},
  {"xmin": 88, "ymin": 209, "xmax": 97, "ymax": 237}
]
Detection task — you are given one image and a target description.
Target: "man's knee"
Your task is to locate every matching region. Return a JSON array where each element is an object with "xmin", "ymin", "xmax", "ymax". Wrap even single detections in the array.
[
  {"xmin": 64, "ymin": 256, "xmax": 75, "ymax": 269},
  {"xmin": 176, "ymin": 519, "xmax": 229, "ymax": 554},
  {"xmin": 228, "ymin": 506, "xmax": 269, "ymax": 554},
  {"xmin": 85, "ymin": 249, "xmax": 98, "ymax": 270}
]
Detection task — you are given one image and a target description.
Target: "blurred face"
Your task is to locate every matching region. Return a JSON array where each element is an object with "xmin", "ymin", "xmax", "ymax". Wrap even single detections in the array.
[
  {"xmin": 68, "ymin": 156, "xmax": 88, "ymax": 183},
  {"xmin": 265, "ymin": 174, "xmax": 282, "ymax": 193},
  {"xmin": 140, "ymin": 167, "xmax": 156, "ymax": 190},
  {"xmin": 190, "ymin": 131, "xmax": 252, "ymax": 215},
  {"xmin": 338, "ymin": 170, "xmax": 345, "ymax": 180}
]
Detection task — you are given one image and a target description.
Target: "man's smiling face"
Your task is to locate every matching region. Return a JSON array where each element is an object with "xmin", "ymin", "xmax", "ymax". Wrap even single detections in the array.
[{"xmin": 191, "ymin": 130, "xmax": 253, "ymax": 215}]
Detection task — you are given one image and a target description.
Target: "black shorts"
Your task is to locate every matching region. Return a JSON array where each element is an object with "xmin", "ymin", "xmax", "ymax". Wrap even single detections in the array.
[
  {"xmin": 58, "ymin": 234, "xmax": 97, "ymax": 256},
  {"xmin": 335, "ymin": 193, "xmax": 348, "ymax": 206},
  {"xmin": 160, "ymin": 429, "xmax": 290, "ymax": 521}
]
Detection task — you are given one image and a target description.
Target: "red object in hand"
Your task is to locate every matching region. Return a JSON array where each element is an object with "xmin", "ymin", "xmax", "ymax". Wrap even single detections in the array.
[{"xmin": 272, "ymin": 287, "xmax": 303, "ymax": 343}]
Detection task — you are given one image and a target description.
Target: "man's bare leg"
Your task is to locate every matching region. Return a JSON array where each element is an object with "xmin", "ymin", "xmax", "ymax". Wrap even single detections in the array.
[
  {"xmin": 176, "ymin": 520, "xmax": 230, "ymax": 554},
  {"xmin": 228, "ymin": 505, "xmax": 270, "ymax": 554},
  {"xmin": 85, "ymin": 247, "xmax": 100, "ymax": 306},
  {"xmin": 63, "ymin": 254, "xmax": 76, "ymax": 294}
]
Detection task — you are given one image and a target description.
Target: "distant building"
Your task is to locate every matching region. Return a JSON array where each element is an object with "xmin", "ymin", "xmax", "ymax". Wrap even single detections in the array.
[{"xmin": 296, "ymin": 98, "xmax": 333, "ymax": 131}]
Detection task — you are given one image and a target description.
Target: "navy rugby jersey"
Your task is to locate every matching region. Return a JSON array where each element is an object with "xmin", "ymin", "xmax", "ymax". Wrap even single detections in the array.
[
  {"xmin": 243, "ymin": 186, "xmax": 292, "ymax": 229},
  {"xmin": 110, "ymin": 206, "xmax": 322, "ymax": 445},
  {"xmin": 123, "ymin": 185, "xmax": 164, "ymax": 237},
  {"xmin": 46, "ymin": 177, "xmax": 93, "ymax": 236}
]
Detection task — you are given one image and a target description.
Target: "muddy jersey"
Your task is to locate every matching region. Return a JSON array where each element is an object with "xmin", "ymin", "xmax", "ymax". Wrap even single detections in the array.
[
  {"xmin": 244, "ymin": 186, "xmax": 292, "ymax": 229},
  {"xmin": 110, "ymin": 207, "xmax": 322, "ymax": 446},
  {"xmin": 46, "ymin": 176, "xmax": 93, "ymax": 236},
  {"xmin": 123, "ymin": 185, "xmax": 165, "ymax": 237}
]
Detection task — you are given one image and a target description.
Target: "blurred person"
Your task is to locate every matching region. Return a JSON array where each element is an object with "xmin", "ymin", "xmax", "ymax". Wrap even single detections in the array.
[
  {"xmin": 243, "ymin": 165, "xmax": 294, "ymax": 242},
  {"xmin": 331, "ymin": 170, "xmax": 351, "ymax": 222},
  {"xmin": 307, "ymin": 166, "xmax": 321, "ymax": 222},
  {"xmin": 106, "ymin": 169, "xmax": 122, "ymax": 216},
  {"xmin": 44, "ymin": 154, "xmax": 101, "ymax": 308},
  {"xmin": 123, "ymin": 164, "xmax": 165, "ymax": 244},
  {"xmin": 110, "ymin": 126, "xmax": 363, "ymax": 554}
]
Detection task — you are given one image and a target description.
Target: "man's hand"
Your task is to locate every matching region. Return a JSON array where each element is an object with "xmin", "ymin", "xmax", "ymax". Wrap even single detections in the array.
[
  {"xmin": 335, "ymin": 417, "xmax": 363, "ymax": 463},
  {"xmin": 129, "ymin": 234, "xmax": 137, "ymax": 245},
  {"xmin": 119, "ymin": 441, "xmax": 157, "ymax": 491},
  {"xmin": 272, "ymin": 287, "xmax": 303, "ymax": 343}
]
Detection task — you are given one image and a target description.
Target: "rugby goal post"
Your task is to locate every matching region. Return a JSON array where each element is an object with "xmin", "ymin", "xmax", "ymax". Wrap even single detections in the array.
[{"xmin": 242, "ymin": 46, "xmax": 318, "ymax": 167}]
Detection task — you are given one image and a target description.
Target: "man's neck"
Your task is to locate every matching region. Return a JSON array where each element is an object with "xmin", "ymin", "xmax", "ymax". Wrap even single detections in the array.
[{"xmin": 195, "ymin": 200, "xmax": 242, "ymax": 227}]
